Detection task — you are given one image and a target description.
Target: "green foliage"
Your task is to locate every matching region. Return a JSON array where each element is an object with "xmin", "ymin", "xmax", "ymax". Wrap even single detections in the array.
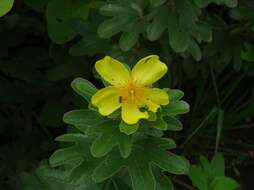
[
  {"xmin": 93, "ymin": 138, "xmax": 189, "ymax": 190},
  {"xmin": 1, "ymin": 0, "xmax": 253, "ymax": 189},
  {"xmin": 0, "ymin": 0, "xmax": 14, "ymax": 17},
  {"xmin": 189, "ymin": 154, "xmax": 239, "ymax": 190},
  {"xmin": 46, "ymin": 0, "xmax": 91, "ymax": 44},
  {"xmin": 46, "ymin": 77, "xmax": 190, "ymax": 190}
]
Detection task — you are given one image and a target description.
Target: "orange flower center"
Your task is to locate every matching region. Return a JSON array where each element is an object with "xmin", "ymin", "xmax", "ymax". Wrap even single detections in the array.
[{"xmin": 119, "ymin": 79, "xmax": 146, "ymax": 104}]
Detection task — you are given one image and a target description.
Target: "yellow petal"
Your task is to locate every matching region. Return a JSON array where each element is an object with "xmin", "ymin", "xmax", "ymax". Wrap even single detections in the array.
[
  {"xmin": 131, "ymin": 55, "xmax": 168, "ymax": 85},
  {"xmin": 91, "ymin": 86, "xmax": 121, "ymax": 116},
  {"xmin": 95, "ymin": 56, "xmax": 130, "ymax": 86},
  {"xmin": 121, "ymin": 103, "xmax": 149, "ymax": 124},
  {"xmin": 142, "ymin": 88, "xmax": 169, "ymax": 112}
]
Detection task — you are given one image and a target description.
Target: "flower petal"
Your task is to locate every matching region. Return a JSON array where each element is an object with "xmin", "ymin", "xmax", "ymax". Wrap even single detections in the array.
[
  {"xmin": 91, "ymin": 86, "xmax": 121, "ymax": 116},
  {"xmin": 131, "ymin": 55, "xmax": 168, "ymax": 85},
  {"xmin": 95, "ymin": 56, "xmax": 130, "ymax": 86},
  {"xmin": 142, "ymin": 88, "xmax": 169, "ymax": 112},
  {"xmin": 146, "ymin": 88, "xmax": 169, "ymax": 105},
  {"xmin": 121, "ymin": 103, "xmax": 149, "ymax": 124}
]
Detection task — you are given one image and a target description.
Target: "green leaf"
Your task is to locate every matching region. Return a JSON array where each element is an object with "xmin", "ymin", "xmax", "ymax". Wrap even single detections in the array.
[
  {"xmin": 93, "ymin": 138, "xmax": 189, "ymax": 190},
  {"xmin": 147, "ymin": 6, "xmax": 168, "ymax": 41},
  {"xmin": 168, "ymin": 89, "xmax": 184, "ymax": 101},
  {"xmin": 189, "ymin": 39, "xmax": 202, "ymax": 61},
  {"xmin": 119, "ymin": 121, "xmax": 139, "ymax": 135},
  {"xmin": 200, "ymin": 155, "xmax": 212, "ymax": 181},
  {"xmin": 193, "ymin": 0, "xmax": 210, "ymax": 8},
  {"xmin": 119, "ymin": 32, "xmax": 139, "ymax": 51},
  {"xmin": 164, "ymin": 116, "xmax": 183, "ymax": 131},
  {"xmin": 149, "ymin": 0, "xmax": 167, "ymax": 7},
  {"xmin": 49, "ymin": 146, "xmax": 83, "ymax": 167},
  {"xmin": 155, "ymin": 173, "xmax": 174, "ymax": 190},
  {"xmin": 194, "ymin": 24, "xmax": 212, "ymax": 42},
  {"xmin": 211, "ymin": 154, "xmax": 225, "ymax": 178},
  {"xmin": 49, "ymin": 133, "xmax": 89, "ymax": 167},
  {"xmin": 189, "ymin": 165, "xmax": 208, "ymax": 190},
  {"xmin": 168, "ymin": 10, "xmax": 189, "ymax": 52},
  {"xmin": 147, "ymin": 115, "xmax": 168, "ymax": 131},
  {"xmin": 71, "ymin": 77, "xmax": 97, "ymax": 102},
  {"xmin": 98, "ymin": 18, "xmax": 125, "ymax": 39},
  {"xmin": 100, "ymin": 4, "xmax": 125, "ymax": 16},
  {"xmin": 0, "ymin": 0, "xmax": 14, "ymax": 17},
  {"xmin": 224, "ymin": 0, "xmax": 238, "ymax": 8},
  {"xmin": 210, "ymin": 176, "xmax": 239, "ymax": 190},
  {"xmin": 46, "ymin": 0, "xmax": 89, "ymax": 44},
  {"xmin": 69, "ymin": 36, "xmax": 111, "ymax": 56},
  {"xmin": 162, "ymin": 101, "xmax": 190, "ymax": 116},
  {"xmin": 63, "ymin": 109, "xmax": 107, "ymax": 132},
  {"xmin": 88, "ymin": 121, "xmax": 133, "ymax": 158},
  {"xmin": 241, "ymin": 43, "xmax": 254, "ymax": 62},
  {"xmin": 47, "ymin": 134, "xmax": 104, "ymax": 189}
]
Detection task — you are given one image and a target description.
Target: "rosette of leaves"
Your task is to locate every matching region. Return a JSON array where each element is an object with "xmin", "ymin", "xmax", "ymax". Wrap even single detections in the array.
[{"xmin": 47, "ymin": 77, "xmax": 190, "ymax": 190}]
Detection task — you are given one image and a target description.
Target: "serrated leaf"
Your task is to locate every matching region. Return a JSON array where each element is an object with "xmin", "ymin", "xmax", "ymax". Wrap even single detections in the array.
[
  {"xmin": 93, "ymin": 138, "xmax": 189, "ymax": 190},
  {"xmin": 88, "ymin": 121, "xmax": 133, "ymax": 158},
  {"xmin": 63, "ymin": 109, "xmax": 107, "ymax": 132},
  {"xmin": 0, "ymin": 0, "xmax": 14, "ymax": 17},
  {"xmin": 209, "ymin": 176, "xmax": 239, "ymax": 190},
  {"xmin": 71, "ymin": 77, "xmax": 97, "ymax": 102}
]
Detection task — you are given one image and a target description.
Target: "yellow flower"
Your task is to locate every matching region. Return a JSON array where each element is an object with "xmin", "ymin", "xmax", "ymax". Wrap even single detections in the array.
[{"xmin": 91, "ymin": 55, "xmax": 169, "ymax": 124}]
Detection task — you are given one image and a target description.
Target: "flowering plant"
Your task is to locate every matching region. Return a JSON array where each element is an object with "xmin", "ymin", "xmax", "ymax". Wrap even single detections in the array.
[{"xmin": 49, "ymin": 55, "xmax": 190, "ymax": 190}]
